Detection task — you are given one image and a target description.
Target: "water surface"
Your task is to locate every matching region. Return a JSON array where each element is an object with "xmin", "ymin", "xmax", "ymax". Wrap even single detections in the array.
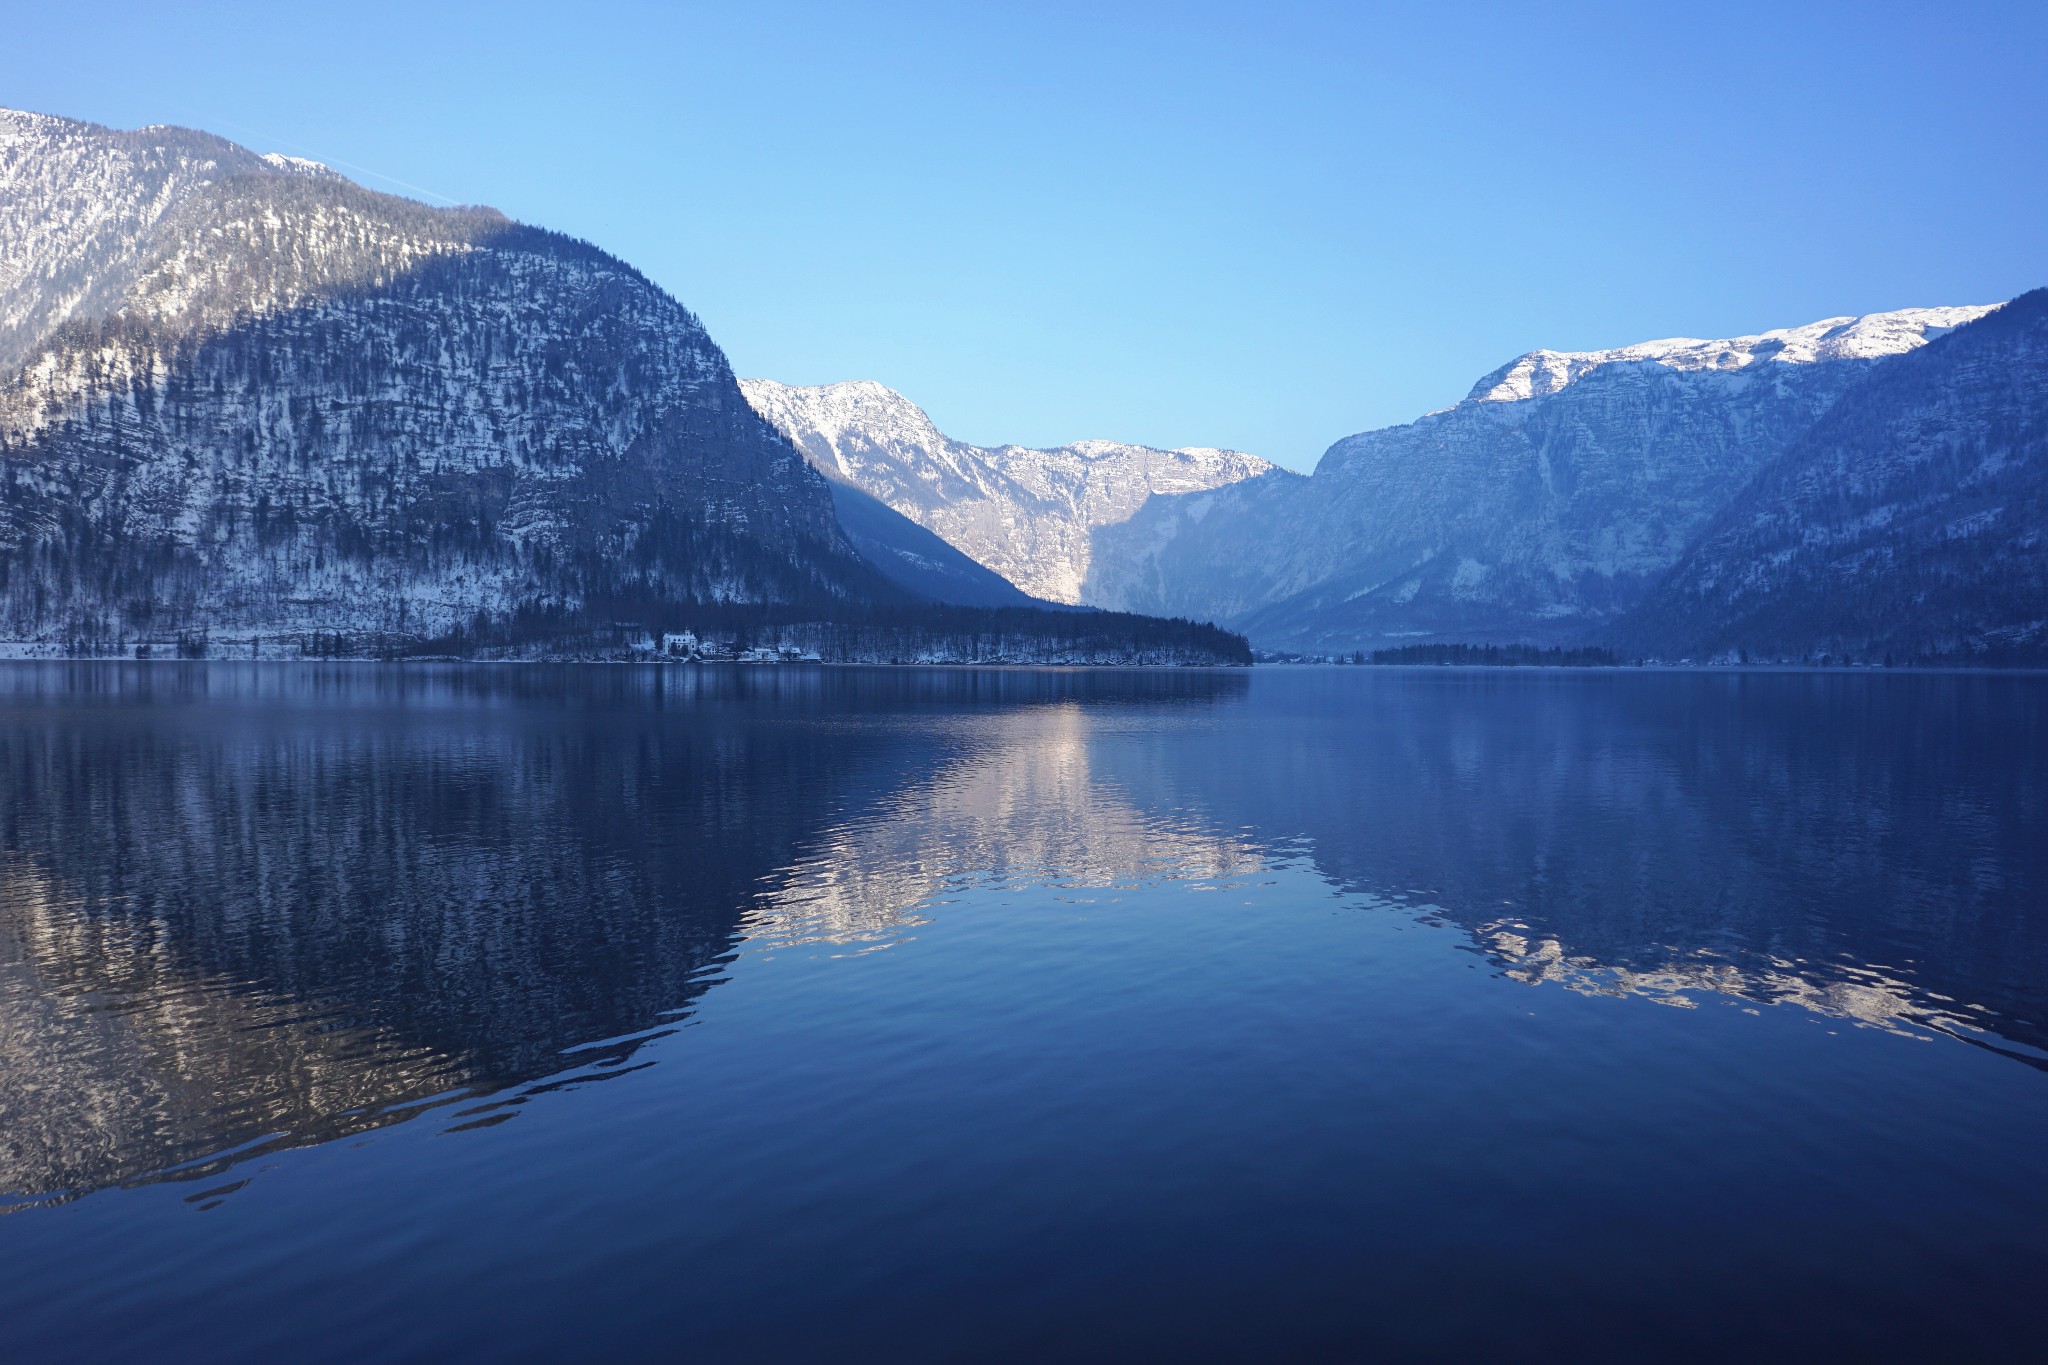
[{"xmin": 1, "ymin": 664, "xmax": 2044, "ymax": 1361}]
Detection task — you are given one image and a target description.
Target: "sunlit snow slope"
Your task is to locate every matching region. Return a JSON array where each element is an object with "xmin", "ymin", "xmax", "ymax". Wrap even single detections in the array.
[
  {"xmin": 1618, "ymin": 291, "xmax": 2048, "ymax": 662},
  {"xmin": 0, "ymin": 107, "xmax": 879, "ymax": 650},
  {"xmin": 1090, "ymin": 304, "xmax": 2002, "ymax": 652},
  {"xmin": 740, "ymin": 377, "xmax": 1280, "ymax": 605}
]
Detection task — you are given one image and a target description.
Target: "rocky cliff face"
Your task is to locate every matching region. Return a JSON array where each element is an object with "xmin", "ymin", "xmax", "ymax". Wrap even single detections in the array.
[
  {"xmin": 738, "ymin": 377, "xmax": 1277, "ymax": 604},
  {"xmin": 0, "ymin": 108, "xmax": 881, "ymax": 653},
  {"xmin": 1089, "ymin": 305, "xmax": 1997, "ymax": 651},
  {"xmin": 1618, "ymin": 290, "xmax": 2048, "ymax": 662}
]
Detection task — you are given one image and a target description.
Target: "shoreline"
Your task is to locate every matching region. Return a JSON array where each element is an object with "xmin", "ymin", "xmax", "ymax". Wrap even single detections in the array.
[{"xmin": 0, "ymin": 655, "xmax": 2041, "ymax": 676}]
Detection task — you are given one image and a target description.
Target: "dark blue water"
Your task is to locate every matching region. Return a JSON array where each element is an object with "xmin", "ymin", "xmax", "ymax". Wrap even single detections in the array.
[{"xmin": 1, "ymin": 663, "xmax": 2044, "ymax": 1362}]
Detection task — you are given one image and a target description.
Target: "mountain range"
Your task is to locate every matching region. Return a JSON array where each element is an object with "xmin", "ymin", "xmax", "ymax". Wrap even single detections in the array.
[
  {"xmin": 739, "ymin": 378, "xmax": 1275, "ymax": 605},
  {"xmin": 1619, "ymin": 289, "xmax": 2048, "ymax": 662},
  {"xmin": 1095, "ymin": 304, "xmax": 2007, "ymax": 655},
  {"xmin": 759, "ymin": 302, "xmax": 2044, "ymax": 664},
  {"xmin": 3, "ymin": 105, "xmax": 2040, "ymax": 666},
  {"xmin": 0, "ymin": 108, "xmax": 1244, "ymax": 664}
]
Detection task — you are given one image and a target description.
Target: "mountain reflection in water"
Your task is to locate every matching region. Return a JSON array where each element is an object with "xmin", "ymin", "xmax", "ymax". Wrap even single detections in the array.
[
  {"xmin": 0, "ymin": 663, "xmax": 2042, "ymax": 1214},
  {"xmin": 0, "ymin": 664, "xmax": 1250, "ymax": 1204},
  {"xmin": 1122, "ymin": 669, "xmax": 2048, "ymax": 1061}
]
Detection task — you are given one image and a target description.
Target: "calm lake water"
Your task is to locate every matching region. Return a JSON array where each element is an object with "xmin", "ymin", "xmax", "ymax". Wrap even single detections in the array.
[{"xmin": 0, "ymin": 663, "xmax": 2044, "ymax": 1362}]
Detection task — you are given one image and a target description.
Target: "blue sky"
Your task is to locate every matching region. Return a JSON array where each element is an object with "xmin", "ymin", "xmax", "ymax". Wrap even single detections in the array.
[{"xmin": 5, "ymin": 1, "xmax": 2042, "ymax": 469}]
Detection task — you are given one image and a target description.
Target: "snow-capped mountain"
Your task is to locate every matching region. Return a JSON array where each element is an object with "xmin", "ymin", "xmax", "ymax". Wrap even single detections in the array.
[
  {"xmin": 2, "ymin": 109, "xmax": 329, "ymax": 372},
  {"xmin": 739, "ymin": 377, "xmax": 1279, "ymax": 604},
  {"xmin": 1460, "ymin": 308, "xmax": 1991, "ymax": 404},
  {"xmin": 0, "ymin": 107, "xmax": 890, "ymax": 652},
  {"xmin": 1619, "ymin": 290, "xmax": 2048, "ymax": 662},
  {"xmin": 8, "ymin": 105, "xmax": 2022, "ymax": 666},
  {"xmin": 1089, "ymin": 303, "xmax": 2000, "ymax": 651}
]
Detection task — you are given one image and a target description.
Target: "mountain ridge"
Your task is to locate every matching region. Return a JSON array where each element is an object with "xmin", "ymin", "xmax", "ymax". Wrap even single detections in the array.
[
  {"xmin": 1615, "ymin": 289, "xmax": 2048, "ymax": 663},
  {"xmin": 1458, "ymin": 306, "xmax": 1994, "ymax": 407},
  {"xmin": 740, "ymin": 376, "xmax": 1281, "ymax": 604},
  {"xmin": 8, "ymin": 105, "xmax": 2029, "ymax": 666},
  {"xmin": 0, "ymin": 107, "xmax": 1248, "ymax": 664},
  {"xmin": 1085, "ymin": 302, "xmax": 2008, "ymax": 651}
]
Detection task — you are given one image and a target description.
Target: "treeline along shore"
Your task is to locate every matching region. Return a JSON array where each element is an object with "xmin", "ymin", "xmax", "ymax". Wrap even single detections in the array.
[{"xmin": 11, "ymin": 601, "xmax": 1252, "ymax": 666}]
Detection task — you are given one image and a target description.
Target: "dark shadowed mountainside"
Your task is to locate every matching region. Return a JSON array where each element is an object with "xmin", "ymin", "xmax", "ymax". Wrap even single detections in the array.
[
  {"xmin": 1618, "ymin": 290, "xmax": 2048, "ymax": 663},
  {"xmin": 1084, "ymin": 306, "xmax": 1998, "ymax": 653}
]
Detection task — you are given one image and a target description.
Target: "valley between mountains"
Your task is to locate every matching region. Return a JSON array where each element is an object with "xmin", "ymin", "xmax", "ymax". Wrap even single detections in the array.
[{"xmin": 3, "ymin": 106, "xmax": 2043, "ymax": 665}]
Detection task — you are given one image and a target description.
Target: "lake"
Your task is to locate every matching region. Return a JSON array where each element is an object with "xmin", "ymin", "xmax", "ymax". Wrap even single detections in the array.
[{"xmin": 1, "ymin": 663, "xmax": 2044, "ymax": 1362}]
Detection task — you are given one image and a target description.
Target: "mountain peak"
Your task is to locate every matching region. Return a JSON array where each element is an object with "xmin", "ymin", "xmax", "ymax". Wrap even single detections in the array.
[
  {"xmin": 1465, "ymin": 304, "xmax": 1999, "ymax": 405},
  {"xmin": 737, "ymin": 378, "xmax": 949, "ymax": 478},
  {"xmin": 740, "ymin": 376, "xmax": 1275, "ymax": 603},
  {"xmin": 0, "ymin": 104, "xmax": 887, "ymax": 652},
  {"xmin": 258, "ymin": 151, "xmax": 344, "ymax": 182}
]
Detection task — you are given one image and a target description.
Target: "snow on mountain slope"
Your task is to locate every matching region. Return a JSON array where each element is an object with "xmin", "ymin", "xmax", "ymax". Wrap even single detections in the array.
[
  {"xmin": 1463, "ymin": 307, "xmax": 1995, "ymax": 404},
  {"xmin": 0, "ymin": 109, "xmax": 361, "ymax": 373},
  {"xmin": 1090, "ymin": 304, "xmax": 2001, "ymax": 650},
  {"xmin": 1617, "ymin": 291, "xmax": 2048, "ymax": 662},
  {"xmin": 0, "ymin": 107, "xmax": 881, "ymax": 650},
  {"xmin": 739, "ymin": 377, "xmax": 1276, "ymax": 604}
]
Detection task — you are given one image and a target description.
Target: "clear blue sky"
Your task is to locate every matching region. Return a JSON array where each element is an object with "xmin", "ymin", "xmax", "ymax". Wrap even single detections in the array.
[{"xmin": 5, "ymin": 0, "xmax": 2042, "ymax": 469}]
